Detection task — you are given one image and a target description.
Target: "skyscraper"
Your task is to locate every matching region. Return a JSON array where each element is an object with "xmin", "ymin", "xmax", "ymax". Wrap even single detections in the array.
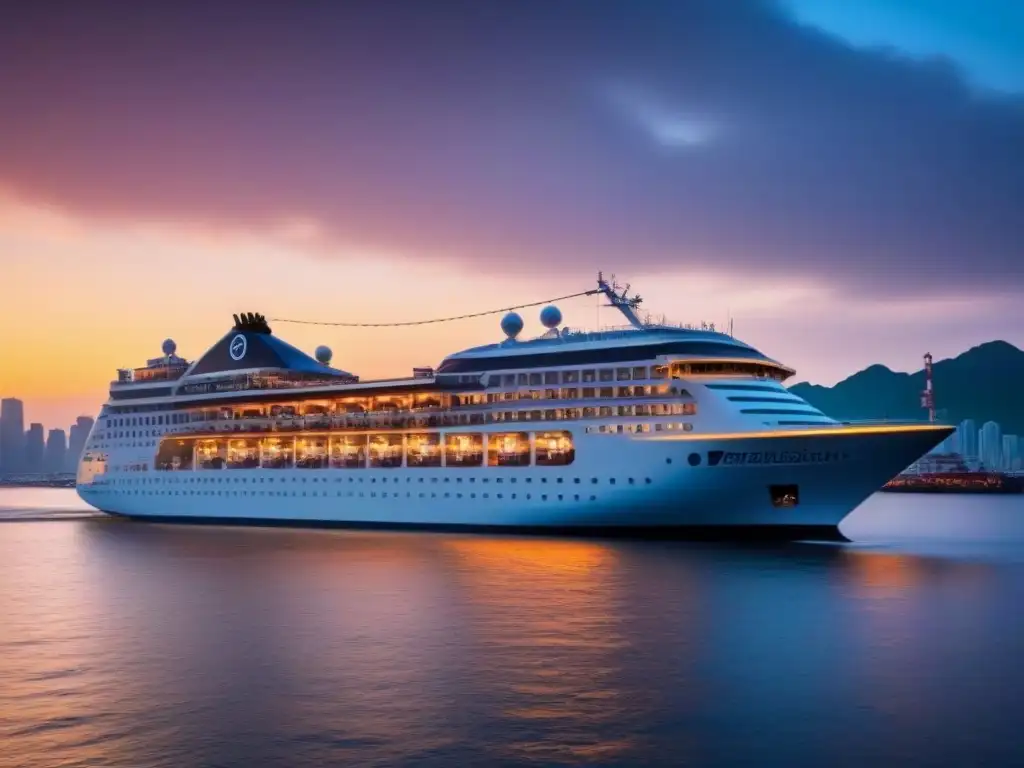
[
  {"xmin": 45, "ymin": 429, "xmax": 68, "ymax": 474},
  {"xmin": 1, "ymin": 398, "xmax": 26, "ymax": 475},
  {"xmin": 24, "ymin": 423, "xmax": 44, "ymax": 474},
  {"xmin": 956, "ymin": 419, "xmax": 977, "ymax": 461},
  {"xmin": 66, "ymin": 416, "xmax": 95, "ymax": 473},
  {"xmin": 1002, "ymin": 434, "xmax": 1020, "ymax": 473},
  {"xmin": 979, "ymin": 421, "xmax": 1002, "ymax": 471}
]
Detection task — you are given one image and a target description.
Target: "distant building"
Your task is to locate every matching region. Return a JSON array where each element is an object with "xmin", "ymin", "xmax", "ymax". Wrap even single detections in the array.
[
  {"xmin": 979, "ymin": 421, "xmax": 1002, "ymax": 471},
  {"xmin": 24, "ymin": 423, "xmax": 44, "ymax": 474},
  {"xmin": 1002, "ymin": 434, "xmax": 1020, "ymax": 473},
  {"xmin": 45, "ymin": 429, "xmax": 68, "ymax": 474},
  {"xmin": 0, "ymin": 398, "xmax": 26, "ymax": 475},
  {"xmin": 66, "ymin": 416, "xmax": 95, "ymax": 473},
  {"xmin": 957, "ymin": 418, "xmax": 978, "ymax": 463}
]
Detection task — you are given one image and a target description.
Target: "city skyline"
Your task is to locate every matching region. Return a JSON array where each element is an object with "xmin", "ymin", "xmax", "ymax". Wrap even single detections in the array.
[
  {"xmin": 0, "ymin": 397, "xmax": 92, "ymax": 475},
  {"xmin": 935, "ymin": 418, "xmax": 1022, "ymax": 473},
  {"xmin": 2, "ymin": 0, "xmax": 1023, "ymax": 431}
]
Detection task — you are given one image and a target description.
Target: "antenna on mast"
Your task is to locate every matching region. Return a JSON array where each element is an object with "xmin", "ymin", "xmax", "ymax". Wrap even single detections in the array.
[{"xmin": 597, "ymin": 271, "xmax": 645, "ymax": 329}]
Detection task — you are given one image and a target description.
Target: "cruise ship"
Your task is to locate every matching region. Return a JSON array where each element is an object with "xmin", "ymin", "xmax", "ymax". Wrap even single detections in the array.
[{"xmin": 76, "ymin": 275, "xmax": 952, "ymax": 541}]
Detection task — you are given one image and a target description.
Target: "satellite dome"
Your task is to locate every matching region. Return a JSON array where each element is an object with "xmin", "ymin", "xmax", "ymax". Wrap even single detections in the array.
[
  {"xmin": 540, "ymin": 305, "xmax": 562, "ymax": 329},
  {"xmin": 161, "ymin": 338, "xmax": 177, "ymax": 356},
  {"xmin": 501, "ymin": 312, "xmax": 524, "ymax": 339},
  {"xmin": 315, "ymin": 345, "xmax": 333, "ymax": 365}
]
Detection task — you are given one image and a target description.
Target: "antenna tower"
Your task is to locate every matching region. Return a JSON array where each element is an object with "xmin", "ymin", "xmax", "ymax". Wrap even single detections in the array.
[{"xmin": 920, "ymin": 352, "xmax": 935, "ymax": 422}]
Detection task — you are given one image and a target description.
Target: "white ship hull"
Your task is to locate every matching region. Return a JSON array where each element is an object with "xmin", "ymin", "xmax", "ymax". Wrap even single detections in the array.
[{"xmin": 77, "ymin": 425, "xmax": 950, "ymax": 541}]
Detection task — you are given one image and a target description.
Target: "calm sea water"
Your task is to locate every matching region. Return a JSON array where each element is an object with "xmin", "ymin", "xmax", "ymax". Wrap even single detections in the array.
[{"xmin": 1, "ymin": 489, "xmax": 1023, "ymax": 768}]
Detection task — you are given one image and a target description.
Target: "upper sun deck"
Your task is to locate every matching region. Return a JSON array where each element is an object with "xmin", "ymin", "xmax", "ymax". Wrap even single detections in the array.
[
  {"xmin": 449, "ymin": 325, "xmax": 748, "ymax": 357},
  {"xmin": 437, "ymin": 324, "xmax": 789, "ymax": 376}
]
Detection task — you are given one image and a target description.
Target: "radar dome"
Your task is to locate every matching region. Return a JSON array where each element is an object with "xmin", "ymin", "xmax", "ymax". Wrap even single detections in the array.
[
  {"xmin": 540, "ymin": 305, "xmax": 562, "ymax": 329},
  {"xmin": 315, "ymin": 345, "xmax": 333, "ymax": 365},
  {"xmin": 501, "ymin": 312, "xmax": 524, "ymax": 339},
  {"xmin": 161, "ymin": 338, "xmax": 177, "ymax": 356}
]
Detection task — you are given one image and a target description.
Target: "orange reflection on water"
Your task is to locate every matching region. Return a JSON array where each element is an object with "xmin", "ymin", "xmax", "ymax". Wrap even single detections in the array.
[
  {"xmin": 444, "ymin": 537, "xmax": 635, "ymax": 763},
  {"xmin": 842, "ymin": 550, "xmax": 923, "ymax": 596},
  {"xmin": 446, "ymin": 537, "xmax": 615, "ymax": 575}
]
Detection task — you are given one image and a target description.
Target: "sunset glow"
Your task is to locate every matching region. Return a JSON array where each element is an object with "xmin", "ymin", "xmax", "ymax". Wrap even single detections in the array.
[{"xmin": 1, "ymin": 1, "xmax": 1022, "ymax": 433}]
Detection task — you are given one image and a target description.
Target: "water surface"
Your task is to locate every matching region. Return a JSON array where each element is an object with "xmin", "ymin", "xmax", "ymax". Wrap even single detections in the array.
[{"xmin": 2, "ymin": 489, "xmax": 1023, "ymax": 767}]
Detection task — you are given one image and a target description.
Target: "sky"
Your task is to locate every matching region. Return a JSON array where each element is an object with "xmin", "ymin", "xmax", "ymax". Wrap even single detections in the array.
[{"xmin": 0, "ymin": 0, "xmax": 1022, "ymax": 432}]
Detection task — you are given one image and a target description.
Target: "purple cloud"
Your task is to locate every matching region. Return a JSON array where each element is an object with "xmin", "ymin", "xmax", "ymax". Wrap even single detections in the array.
[{"xmin": 0, "ymin": 0, "xmax": 1021, "ymax": 296}]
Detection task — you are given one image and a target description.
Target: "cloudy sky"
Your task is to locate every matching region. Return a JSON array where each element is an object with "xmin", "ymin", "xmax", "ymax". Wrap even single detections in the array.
[{"xmin": 1, "ymin": 0, "xmax": 1022, "ymax": 430}]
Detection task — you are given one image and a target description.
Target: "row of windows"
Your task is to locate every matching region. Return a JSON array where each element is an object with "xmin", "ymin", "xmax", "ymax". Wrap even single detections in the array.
[
  {"xmin": 104, "ymin": 473, "xmax": 647, "ymax": 487},
  {"xmin": 91, "ymin": 406, "xmax": 698, "ymax": 455},
  {"xmin": 585, "ymin": 422, "xmax": 693, "ymax": 434},
  {"xmin": 91, "ymin": 486, "xmax": 607, "ymax": 502},
  {"xmin": 461, "ymin": 384, "xmax": 679, "ymax": 405},
  {"xmin": 107, "ymin": 386, "xmax": 687, "ymax": 426},
  {"xmin": 490, "ymin": 365, "xmax": 660, "ymax": 387},
  {"xmin": 106, "ymin": 414, "xmax": 190, "ymax": 428},
  {"xmin": 156, "ymin": 431, "xmax": 575, "ymax": 472},
  {"xmin": 114, "ymin": 406, "xmax": 697, "ymax": 445}
]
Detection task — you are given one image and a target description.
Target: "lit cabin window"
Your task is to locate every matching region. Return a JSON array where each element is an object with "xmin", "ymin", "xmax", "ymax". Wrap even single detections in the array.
[
  {"xmin": 446, "ymin": 433, "xmax": 484, "ymax": 467},
  {"xmin": 368, "ymin": 435, "xmax": 402, "ymax": 468},
  {"xmin": 535, "ymin": 431, "xmax": 575, "ymax": 466},
  {"xmin": 330, "ymin": 435, "xmax": 366, "ymax": 468},
  {"xmin": 296, "ymin": 437, "xmax": 329, "ymax": 469},
  {"xmin": 407, "ymin": 433, "xmax": 442, "ymax": 467},
  {"xmin": 156, "ymin": 439, "xmax": 193, "ymax": 471},
  {"xmin": 487, "ymin": 432, "xmax": 530, "ymax": 467},
  {"xmin": 228, "ymin": 438, "xmax": 260, "ymax": 469},
  {"xmin": 196, "ymin": 439, "xmax": 227, "ymax": 470},
  {"xmin": 260, "ymin": 438, "xmax": 294, "ymax": 469}
]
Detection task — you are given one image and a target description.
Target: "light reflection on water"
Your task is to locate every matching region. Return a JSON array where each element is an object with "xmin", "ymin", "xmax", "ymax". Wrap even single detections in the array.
[{"xmin": 1, "ymin": 489, "xmax": 1023, "ymax": 766}]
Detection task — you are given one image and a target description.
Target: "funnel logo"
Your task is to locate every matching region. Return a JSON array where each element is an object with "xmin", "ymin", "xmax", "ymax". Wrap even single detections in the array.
[{"xmin": 229, "ymin": 333, "xmax": 248, "ymax": 361}]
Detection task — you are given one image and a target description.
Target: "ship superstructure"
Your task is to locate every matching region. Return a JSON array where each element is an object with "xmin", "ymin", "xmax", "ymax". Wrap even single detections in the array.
[{"xmin": 76, "ymin": 278, "xmax": 952, "ymax": 540}]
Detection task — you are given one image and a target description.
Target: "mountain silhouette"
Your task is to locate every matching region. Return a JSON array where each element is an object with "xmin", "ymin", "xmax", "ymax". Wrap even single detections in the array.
[{"xmin": 789, "ymin": 341, "xmax": 1024, "ymax": 435}]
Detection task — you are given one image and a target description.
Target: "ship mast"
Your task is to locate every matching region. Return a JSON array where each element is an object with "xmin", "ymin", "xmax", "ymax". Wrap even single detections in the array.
[{"xmin": 597, "ymin": 272, "xmax": 645, "ymax": 329}]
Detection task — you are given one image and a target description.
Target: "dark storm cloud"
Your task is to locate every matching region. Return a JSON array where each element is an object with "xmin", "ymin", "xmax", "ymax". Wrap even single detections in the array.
[{"xmin": 0, "ymin": 0, "xmax": 1021, "ymax": 295}]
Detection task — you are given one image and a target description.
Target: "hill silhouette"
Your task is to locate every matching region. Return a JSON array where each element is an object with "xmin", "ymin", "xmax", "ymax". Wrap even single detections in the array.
[{"xmin": 789, "ymin": 341, "xmax": 1024, "ymax": 435}]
